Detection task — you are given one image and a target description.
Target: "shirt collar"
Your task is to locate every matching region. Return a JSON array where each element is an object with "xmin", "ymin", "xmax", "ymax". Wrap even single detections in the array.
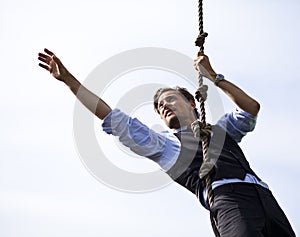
[{"xmin": 173, "ymin": 125, "xmax": 188, "ymax": 133}]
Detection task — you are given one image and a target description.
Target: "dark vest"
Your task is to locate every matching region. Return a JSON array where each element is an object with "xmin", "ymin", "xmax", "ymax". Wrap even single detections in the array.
[{"xmin": 166, "ymin": 125, "xmax": 260, "ymax": 208}]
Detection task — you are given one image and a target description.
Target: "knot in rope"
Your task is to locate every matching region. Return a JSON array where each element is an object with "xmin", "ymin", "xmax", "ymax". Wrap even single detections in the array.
[
  {"xmin": 195, "ymin": 32, "xmax": 208, "ymax": 51},
  {"xmin": 195, "ymin": 84, "xmax": 208, "ymax": 101},
  {"xmin": 191, "ymin": 119, "xmax": 212, "ymax": 139}
]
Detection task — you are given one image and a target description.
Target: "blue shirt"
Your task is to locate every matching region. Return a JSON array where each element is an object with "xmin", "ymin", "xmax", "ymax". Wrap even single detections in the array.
[
  {"xmin": 102, "ymin": 108, "xmax": 257, "ymax": 171},
  {"xmin": 102, "ymin": 108, "xmax": 269, "ymax": 197}
]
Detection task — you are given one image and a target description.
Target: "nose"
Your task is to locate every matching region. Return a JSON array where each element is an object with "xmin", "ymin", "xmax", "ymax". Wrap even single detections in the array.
[
  {"xmin": 159, "ymin": 100, "xmax": 170, "ymax": 110},
  {"xmin": 159, "ymin": 102, "xmax": 174, "ymax": 117}
]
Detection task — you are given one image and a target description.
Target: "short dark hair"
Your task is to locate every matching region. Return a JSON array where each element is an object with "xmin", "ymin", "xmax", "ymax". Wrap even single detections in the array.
[{"xmin": 153, "ymin": 86, "xmax": 199, "ymax": 118}]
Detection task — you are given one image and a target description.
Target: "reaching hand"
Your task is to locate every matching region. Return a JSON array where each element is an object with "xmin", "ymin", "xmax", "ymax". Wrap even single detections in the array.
[{"xmin": 38, "ymin": 48, "xmax": 70, "ymax": 82}]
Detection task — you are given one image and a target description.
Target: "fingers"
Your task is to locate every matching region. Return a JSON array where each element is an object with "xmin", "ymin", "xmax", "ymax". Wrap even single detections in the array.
[
  {"xmin": 38, "ymin": 52, "xmax": 51, "ymax": 64},
  {"xmin": 193, "ymin": 52, "xmax": 207, "ymax": 72},
  {"xmin": 194, "ymin": 61, "xmax": 202, "ymax": 71},
  {"xmin": 38, "ymin": 48, "xmax": 57, "ymax": 71},
  {"xmin": 38, "ymin": 52, "xmax": 50, "ymax": 71},
  {"xmin": 194, "ymin": 56, "xmax": 202, "ymax": 67},
  {"xmin": 38, "ymin": 62, "xmax": 50, "ymax": 71},
  {"xmin": 38, "ymin": 49, "xmax": 54, "ymax": 72},
  {"xmin": 38, "ymin": 48, "xmax": 56, "ymax": 63},
  {"xmin": 38, "ymin": 55, "xmax": 48, "ymax": 64},
  {"xmin": 44, "ymin": 48, "xmax": 54, "ymax": 56},
  {"xmin": 38, "ymin": 52, "xmax": 49, "ymax": 60},
  {"xmin": 194, "ymin": 52, "xmax": 205, "ymax": 62}
]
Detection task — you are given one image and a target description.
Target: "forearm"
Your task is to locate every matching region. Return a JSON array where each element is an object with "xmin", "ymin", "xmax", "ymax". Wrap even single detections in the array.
[
  {"xmin": 64, "ymin": 74, "xmax": 112, "ymax": 119},
  {"xmin": 102, "ymin": 109, "xmax": 181, "ymax": 170},
  {"xmin": 217, "ymin": 79, "xmax": 260, "ymax": 116},
  {"xmin": 194, "ymin": 53, "xmax": 260, "ymax": 116}
]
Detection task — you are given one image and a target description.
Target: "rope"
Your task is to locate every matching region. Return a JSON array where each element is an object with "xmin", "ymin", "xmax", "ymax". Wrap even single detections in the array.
[
  {"xmin": 193, "ymin": 0, "xmax": 214, "ymax": 209},
  {"xmin": 195, "ymin": 0, "xmax": 208, "ymax": 53}
]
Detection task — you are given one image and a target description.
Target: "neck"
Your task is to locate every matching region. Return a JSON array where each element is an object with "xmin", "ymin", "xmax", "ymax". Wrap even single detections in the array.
[{"xmin": 171, "ymin": 117, "xmax": 197, "ymax": 130}]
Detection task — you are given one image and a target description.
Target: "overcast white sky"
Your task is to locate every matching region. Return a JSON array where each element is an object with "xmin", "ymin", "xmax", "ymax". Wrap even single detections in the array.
[{"xmin": 1, "ymin": 0, "xmax": 300, "ymax": 236}]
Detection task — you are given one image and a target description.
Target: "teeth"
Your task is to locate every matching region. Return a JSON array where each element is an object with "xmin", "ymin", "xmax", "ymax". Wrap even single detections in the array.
[{"xmin": 164, "ymin": 109, "xmax": 174, "ymax": 117}]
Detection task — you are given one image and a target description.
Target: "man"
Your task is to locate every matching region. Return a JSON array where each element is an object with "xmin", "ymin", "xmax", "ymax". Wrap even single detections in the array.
[{"xmin": 38, "ymin": 48, "xmax": 295, "ymax": 237}]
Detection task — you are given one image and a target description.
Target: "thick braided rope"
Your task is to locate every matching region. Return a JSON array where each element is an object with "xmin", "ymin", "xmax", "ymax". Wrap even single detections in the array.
[
  {"xmin": 195, "ymin": 0, "xmax": 208, "ymax": 53},
  {"xmin": 194, "ymin": 0, "xmax": 214, "ymax": 209}
]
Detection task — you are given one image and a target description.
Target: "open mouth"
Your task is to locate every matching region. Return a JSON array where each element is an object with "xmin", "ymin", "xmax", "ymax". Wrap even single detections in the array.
[
  {"xmin": 165, "ymin": 109, "xmax": 174, "ymax": 117},
  {"xmin": 167, "ymin": 111, "xmax": 173, "ymax": 116}
]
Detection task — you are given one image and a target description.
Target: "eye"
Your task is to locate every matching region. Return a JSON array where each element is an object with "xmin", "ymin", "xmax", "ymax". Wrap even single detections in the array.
[{"xmin": 167, "ymin": 96, "xmax": 175, "ymax": 102}]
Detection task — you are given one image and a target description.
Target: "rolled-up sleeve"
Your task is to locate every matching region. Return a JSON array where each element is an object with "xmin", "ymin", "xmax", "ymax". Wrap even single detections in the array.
[
  {"xmin": 216, "ymin": 108, "xmax": 257, "ymax": 143},
  {"xmin": 102, "ymin": 109, "xmax": 181, "ymax": 171}
]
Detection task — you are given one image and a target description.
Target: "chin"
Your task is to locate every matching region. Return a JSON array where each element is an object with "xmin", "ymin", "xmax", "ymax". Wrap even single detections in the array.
[{"xmin": 167, "ymin": 116, "xmax": 181, "ymax": 129}]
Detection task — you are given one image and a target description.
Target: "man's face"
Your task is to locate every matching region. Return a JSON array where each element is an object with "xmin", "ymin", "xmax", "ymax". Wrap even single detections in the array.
[{"xmin": 157, "ymin": 90, "xmax": 196, "ymax": 129}]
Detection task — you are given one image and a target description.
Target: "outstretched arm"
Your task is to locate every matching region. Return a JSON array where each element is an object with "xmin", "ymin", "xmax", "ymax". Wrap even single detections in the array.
[
  {"xmin": 38, "ymin": 49, "xmax": 180, "ymax": 169},
  {"xmin": 38, "ymin": 48, "xmax": 112, "ymax": 119},
  {"xmin": 194, "ymin": 53, "xmax": 260, "ymax": 116}
]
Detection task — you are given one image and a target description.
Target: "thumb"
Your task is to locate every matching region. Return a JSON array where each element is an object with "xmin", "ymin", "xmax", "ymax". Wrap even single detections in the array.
[{"xmin": 52, "ymin": 54, "xmax": 64, "ymax": 67}]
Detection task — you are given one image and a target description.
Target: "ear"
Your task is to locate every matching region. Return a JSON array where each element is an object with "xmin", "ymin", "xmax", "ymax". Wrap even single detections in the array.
[{"xmin": 190, "ymin": 100, "xmax": 196, "ymax": 109}]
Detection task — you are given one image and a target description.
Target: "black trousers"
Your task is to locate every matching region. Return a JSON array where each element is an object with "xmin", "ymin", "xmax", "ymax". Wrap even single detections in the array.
[{"xmin": 209, "ymin": 183, "xmax": 295, "ymax": 237}]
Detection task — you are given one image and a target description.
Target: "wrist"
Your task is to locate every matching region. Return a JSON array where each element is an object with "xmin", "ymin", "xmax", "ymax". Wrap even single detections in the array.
[
  {"xmin": 64, "ymin": 74, "xmax": 81, "ymax": 94},
  {"xmin": 209, "ymin": 72, "xmax": 217, "ymax": 81},
  {"xmin": 214, "ymin": 74, "xmax": 225, "ymax": 86},
  {"xmin": 63, "ymin": 73, "xmax": 76, "ymax": 85}
]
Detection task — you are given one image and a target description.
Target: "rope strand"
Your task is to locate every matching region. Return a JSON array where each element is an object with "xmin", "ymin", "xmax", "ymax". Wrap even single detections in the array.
[{"xmin": 193, "ymin": 0, "xmax": 214, "ymax": 209}]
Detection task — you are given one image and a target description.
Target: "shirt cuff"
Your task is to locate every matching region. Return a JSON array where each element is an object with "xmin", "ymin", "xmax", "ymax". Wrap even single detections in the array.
[
  {"xmin": 216, "ymin": 108, "xmax": 257, "ymax": 143},
  {"xmin": 102, "ymin": 109, "xmax": 123, "ymax": 135}
]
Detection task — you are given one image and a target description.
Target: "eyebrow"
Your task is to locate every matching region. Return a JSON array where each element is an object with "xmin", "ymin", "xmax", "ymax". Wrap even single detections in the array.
[{"xmin": 158, "ymin": 94, "xmax": 177, "ymax": 103}]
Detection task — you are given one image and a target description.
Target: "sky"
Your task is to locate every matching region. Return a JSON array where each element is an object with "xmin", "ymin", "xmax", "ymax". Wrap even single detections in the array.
[{"xmin": 1, "ymin": 0, "xmax": 300, "ymax": 236}]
